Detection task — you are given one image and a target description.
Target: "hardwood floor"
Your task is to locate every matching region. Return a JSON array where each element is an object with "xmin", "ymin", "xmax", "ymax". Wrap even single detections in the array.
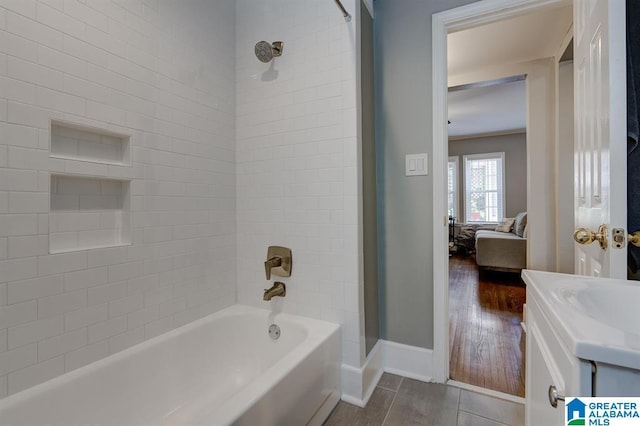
[{"xmin": 448, "ymin": 254, "xmax": 526, "ymax": 397}]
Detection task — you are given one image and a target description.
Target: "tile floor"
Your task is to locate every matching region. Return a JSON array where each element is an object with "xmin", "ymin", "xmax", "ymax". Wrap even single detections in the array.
[{"xmin": 324, "ymin": 373, "xmax": 524, "ymax": 426}]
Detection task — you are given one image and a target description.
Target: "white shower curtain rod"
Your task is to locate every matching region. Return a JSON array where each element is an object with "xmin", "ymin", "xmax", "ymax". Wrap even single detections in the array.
[{"xmin": 333, "ymin": 0, "xmax": 352, "ymax": 22}]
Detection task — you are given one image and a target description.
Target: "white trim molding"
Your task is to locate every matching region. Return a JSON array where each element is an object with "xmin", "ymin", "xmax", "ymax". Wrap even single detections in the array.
[
  {"xmin": 340, "ymin": 340, "xmax": 435, "ymax": 406},
  {"xmin": 382, "ymin": 340, "xmax": 434, "ymax": 383},
  {"xmin": 340, "ymin": 340, "xmax": 384, "ymax": 407},
  {"xmin": 432, "ymin": 0, "xmax": 570, "ymax": 385}
]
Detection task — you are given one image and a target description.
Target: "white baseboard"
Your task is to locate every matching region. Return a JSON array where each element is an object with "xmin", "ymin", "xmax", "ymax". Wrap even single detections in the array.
[
  {"xmin": 340, "ymin": 340, "xmax": 434, "ymax": 406},
  {"xmin": 340, "ymin": 340, "xmax": 384, "ymax": 407},
  {"xmin": 382, "ymin": 340, "xmax": 434, "ymax": 383}
]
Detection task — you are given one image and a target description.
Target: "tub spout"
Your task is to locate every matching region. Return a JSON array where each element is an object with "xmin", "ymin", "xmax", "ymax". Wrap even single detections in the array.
[
  {"xmin": 264, "ymin": 256, "xmax": 282, "ymax": 280},
  {"xmin": 263, "ymin": 282, "xmax": 286, "ymax": 301}
]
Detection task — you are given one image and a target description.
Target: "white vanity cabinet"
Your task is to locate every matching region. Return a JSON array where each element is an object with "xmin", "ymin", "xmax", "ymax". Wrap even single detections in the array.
[
  {"xmin": 525, "ymin": 291, "xmax": 592, "ymax": 425},
  {"xmin": 523, "ymin": 270, "xmax": 640, "ymax": 426}
]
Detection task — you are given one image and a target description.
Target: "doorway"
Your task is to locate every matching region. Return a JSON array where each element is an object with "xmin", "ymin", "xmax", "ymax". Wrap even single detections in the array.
[
  {"xmin": 447, "ymin": 77, "xmax": 529, "ymax": 396},
  {"xmin": 431, "ymin": 0, "xmax": 573, "ymax": 390}
]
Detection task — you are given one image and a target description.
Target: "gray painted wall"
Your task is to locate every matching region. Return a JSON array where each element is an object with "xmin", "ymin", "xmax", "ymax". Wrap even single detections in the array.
[
  {"xmin": 361, "ymin": 2, "xmax": 379, "ymax": 355},
  {"xmin": 374, "ymin": 0, "xmax": 479, "ymax": 349},
  {"xmin": 449, "ymin": 133, "xmax": 528, "ymax": 220}
]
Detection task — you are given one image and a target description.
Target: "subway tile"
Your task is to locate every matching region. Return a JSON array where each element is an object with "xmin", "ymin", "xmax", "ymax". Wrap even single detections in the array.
[
  {"xmin": 37, "ymin": 328, "xmax": 87, "ymax": 362},
  {"xmin": 0, "ymin": 283, "xmax": 6, "ymax": 306},
  {"xmin": 0, "ymin": 214, "xmax": 39, "ymax": 236},
  {"xmin": 64, "ymin": 303, "xmax": 108, "ymax": 331},
  {"xmin": 8, "ymin": 192, "xmax": 48, "ymax": 214},
  {"xmin": 108, "ymin": 261, "xmax": 144, "ymax": 282},
  {"xmin": 0, "ymin": 31, "xmax": 38, "ymax": 62},
  {"xmin": 7, "ymin": 147, "xmax": 49, "ymax": 171},
  {"xmin": 62, "ymin": 75, "xmax": 108, "ymax": 103},
  {"xmin": 127, "ymin": 305, "xmax": 158, "ymax": 329},
  {"xmin": 0, "ymin": 193, "xmax": 7, "ymax": 213},
  {"xmin": 87, "ymin": 246, "xmax": 127, "ymax": 268},
  {"xmin": 0, "ymin": 238, "xmax": 6, "ymax": 260},
  {"xmin": 38, "ymin": 45, "xmax": 87, "ymax": 79},
  {"xmin": 0, "ymin": 257, "xmax": 39, "ymax": 282},
  {"xmin": 62, "ymin": 0, "xmax": 108, "ymax": 32},
  {"xmin": 36, "ymin": 87, "xmax": 86, "ymax": 116},
  {"xmin": 0, "ymin": 343, "xmax": 37, "ymax": 376},
  {"xmin": 36, "ymin": 2, "xmax": 85, "ymax": 39},
  {"xmin": 8, "ymin": 356, "xmax": 64, "ymax": 395},
  {"xmin": 108, "ymin": 326, "xmax": 144, "ymax": 355},
  {"xmin": 108, "ymin": 293, "xmax": 143, "ymax": 318},
  {"xmin": 7, "ymin": 275, "xmax": 63, "ymax": 304},
  {"xmin": 87, "ymin": 316, "xmax": 126, "ymax": 344},
  {"xmin": 87, "ymin": 281, "xmax": 127, "ymax": 306},
  {"xmin": 7, "ymin": 55, "xmax": 64, "ymax": 89},
  {"xmin": 7, "ymin": 101, "xmax": 63, "ymax": 129},
  {"xmin": 144, "ymin": 316, "xmax": 173, "ymax": 339},
  {"xmin": 38, "ymin": 290, "xmax": 86, "ymax": 319},
  {"xmin": 7, "ymin": 235, "xmax": 48, "ymax": 259},
  {"xmin": 0, "ymin": 0, "xmax": 240, "ymax": 398},
  {"xmin": 64, "ymin": 340, "xmax": 108, "ymax": 371},
  {"xmin": 0, "ymin": 301, "xmax": 36, "ymax": 329},
  {"xmin": 8, "ymin": 316, "xmax": 64, "ymax": 350},
  {"xmin": 0, "ymin": 122, "xmax": 39, "ymax": 149},
  {"xmin": 38, "ymin": 251, "xmax": 87, "ymax": 276},
  {"xmin": 0, "ymin": 75, "xmax": 37, "ymax": 105}
]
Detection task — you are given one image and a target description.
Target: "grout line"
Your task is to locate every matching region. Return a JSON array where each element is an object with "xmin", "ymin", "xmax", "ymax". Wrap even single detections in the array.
[
  {"xmin": 381, "ymin": 377, "xmax": 402, "ymax": 426},
  {"xmin": 458, "ymin": 409, "xmax": 510, "ymax": 426}
]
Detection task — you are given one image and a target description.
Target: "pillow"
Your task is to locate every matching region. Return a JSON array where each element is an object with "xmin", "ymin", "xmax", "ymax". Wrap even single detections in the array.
[
  {"xmin": 513, "ymin": 212, "xmax": 528, "ymax": 237},
  {"xmin": 494, "ymin": 217, "xmax": 515, "ymax": 233}
]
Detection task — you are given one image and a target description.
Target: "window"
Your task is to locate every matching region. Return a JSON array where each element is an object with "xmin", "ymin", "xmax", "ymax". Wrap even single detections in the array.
[
  {"xmin": 463, "ymin": 152, "xmax": 505, "ymax": 223},
  {"xmin": 447, "ymin": 156, "xmax": 459, "ymax": 219}
]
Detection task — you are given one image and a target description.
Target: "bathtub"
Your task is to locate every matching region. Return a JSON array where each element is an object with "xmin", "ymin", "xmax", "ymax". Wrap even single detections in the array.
[{"xmin": 0, "ymin": 305, "xmax": 341, "ymax": 426}]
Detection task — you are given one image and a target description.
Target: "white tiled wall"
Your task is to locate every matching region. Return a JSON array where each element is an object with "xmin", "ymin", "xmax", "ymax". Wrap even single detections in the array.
[
  {"xmin": 0, "ymin": 0, "xmax": 236, "ymax": 398},
  {"xmin": 235, "ymin": 0, "xmax": 362, "ymax": 368}
]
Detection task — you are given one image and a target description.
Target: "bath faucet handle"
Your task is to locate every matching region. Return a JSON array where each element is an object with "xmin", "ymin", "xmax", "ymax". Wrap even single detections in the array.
[
  {"xmin": 264, "ymin": 246, "xmax": 292, "ymax": 280},
  {"xmin": 264, "ymin": 256, "xmax": 282, "ymax": 280}
]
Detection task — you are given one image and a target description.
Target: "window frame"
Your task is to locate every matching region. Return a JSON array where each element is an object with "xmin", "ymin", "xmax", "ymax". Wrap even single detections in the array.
[
  {"xmin": 462, "ymin": 152, "xmax": 506, "ymax": 224},
  {"xmin": 447, "ymin": 156, "xmax": 459, "ymax": 220}
]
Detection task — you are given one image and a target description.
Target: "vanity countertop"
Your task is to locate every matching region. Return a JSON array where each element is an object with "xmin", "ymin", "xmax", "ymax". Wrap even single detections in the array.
[{"xmin": 522, "ymin": 269, "xmax": 640, "ymax": 370}]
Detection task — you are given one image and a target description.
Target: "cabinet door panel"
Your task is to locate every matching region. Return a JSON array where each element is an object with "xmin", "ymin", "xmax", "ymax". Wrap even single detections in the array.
[{"xmin": 526, "ymin": 322, "xmax": 565, "ymax": 426}]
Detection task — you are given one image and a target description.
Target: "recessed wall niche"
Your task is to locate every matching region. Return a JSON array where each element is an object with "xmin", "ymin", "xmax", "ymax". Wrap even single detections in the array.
[
  {"xmin": 49, "ymin": 175, "xmax": 132, "ymax": 254},
  {"xmin": 50, "ymin": 121, "xmax": 131, "ymax": 165}
]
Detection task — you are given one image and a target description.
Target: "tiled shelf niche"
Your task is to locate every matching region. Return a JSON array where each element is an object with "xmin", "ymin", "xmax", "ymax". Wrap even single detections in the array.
[
  {"xmin": 50, "ymin": 121, "xmax": 131, "ymax": 165},
  {"xmin": 49, "ymin": 175, "xmax": 132, "ymax": 254}
]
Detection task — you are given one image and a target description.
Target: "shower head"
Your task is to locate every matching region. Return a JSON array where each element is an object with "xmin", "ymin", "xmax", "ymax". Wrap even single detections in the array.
[{"xmin": 255, "ymin": 41, "xmax": 283, "ymax": 63}]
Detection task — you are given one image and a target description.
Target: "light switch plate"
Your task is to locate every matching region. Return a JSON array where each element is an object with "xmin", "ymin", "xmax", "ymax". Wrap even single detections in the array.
[{"xmin": 406, "ymin": 153, "xmax": 428, "ymax": 176}]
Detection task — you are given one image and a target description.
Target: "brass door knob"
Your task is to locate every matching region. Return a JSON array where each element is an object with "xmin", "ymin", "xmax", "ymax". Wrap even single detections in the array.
[
  {"xmin": 573, "ymin": 225, "xmax": 608, "ymax": 250},
  {"xmin": 629, "ymin": 231, "xmax": 640, "ymax": 247}
]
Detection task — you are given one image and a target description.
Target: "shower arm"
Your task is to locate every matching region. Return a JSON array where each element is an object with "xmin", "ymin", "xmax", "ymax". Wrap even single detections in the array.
[{"xmin": 333, "ymin": 0, "xmax": 352, "ymax": 22}]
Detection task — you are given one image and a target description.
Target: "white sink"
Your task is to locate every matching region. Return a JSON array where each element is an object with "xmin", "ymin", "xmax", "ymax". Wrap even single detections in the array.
[
  {"xmin": 558, "ymin": 282, "xmax": 640, "ymax": 335},
  {"xmin": 522, "ymin": 270, "xmax": 640, "ymax": 370}
]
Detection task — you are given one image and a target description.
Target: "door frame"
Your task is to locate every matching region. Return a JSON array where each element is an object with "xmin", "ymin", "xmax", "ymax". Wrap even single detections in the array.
[{"xmin": 431, "ymin": 0, "xmax": 571, "ymax": 383}]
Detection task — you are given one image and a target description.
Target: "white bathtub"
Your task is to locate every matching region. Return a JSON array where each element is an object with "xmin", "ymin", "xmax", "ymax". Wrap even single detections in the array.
[{"xmin": 0, "ymin": 305, "xmax": 341, "ymax": 426}]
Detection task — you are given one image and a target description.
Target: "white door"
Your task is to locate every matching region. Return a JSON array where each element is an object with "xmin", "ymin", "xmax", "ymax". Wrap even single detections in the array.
[{"xmin": 574, "ymin": 0, "xmax": 627, "ymax": 278}]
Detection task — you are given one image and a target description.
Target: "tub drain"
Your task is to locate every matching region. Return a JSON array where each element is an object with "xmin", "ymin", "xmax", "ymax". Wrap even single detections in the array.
[{"xmin": 268, "ymin": 324, "xmax": 281, "ymax": 340}]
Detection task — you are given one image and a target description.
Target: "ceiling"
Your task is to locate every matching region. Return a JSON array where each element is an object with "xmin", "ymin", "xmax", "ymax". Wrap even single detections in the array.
[
  {"xmin": 447, "ymin": 5, "xmax": 572, "ymax": 138},
  {"xmin": 448, "ymin": 79, "xmax": 526, "ymax": 138}
]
